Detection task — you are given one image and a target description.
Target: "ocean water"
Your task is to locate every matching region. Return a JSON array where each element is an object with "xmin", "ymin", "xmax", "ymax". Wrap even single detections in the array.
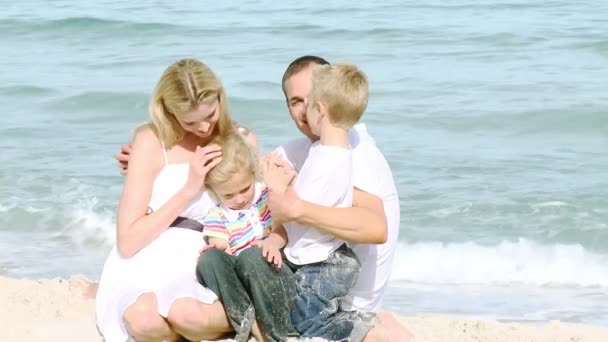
[{"xmin": 1, "ymin": 0, "xmax": 607, "ymax": 325}]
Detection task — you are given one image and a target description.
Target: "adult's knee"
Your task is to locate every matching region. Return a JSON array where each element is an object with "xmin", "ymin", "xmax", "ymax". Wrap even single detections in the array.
[
  {"xmin": 123, "ymin": 294, "xmax": 166, "ymax": 339},
  {"xmin": 167, "ymin": 298, "xmax": 209, "ymax": 334},
  {"xmin": 167, "ymin": 299, "xmax": 230, "ymax": 341}
]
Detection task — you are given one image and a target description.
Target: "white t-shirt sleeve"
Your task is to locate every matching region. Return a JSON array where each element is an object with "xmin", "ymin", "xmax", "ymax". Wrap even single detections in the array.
[
  {"xmin": 272, "ymin": 137, "xmax": 312, "ymax": 172},
  {"xmin": 293, "ymin": 144, "xmax": 353, "ymax": 206}
]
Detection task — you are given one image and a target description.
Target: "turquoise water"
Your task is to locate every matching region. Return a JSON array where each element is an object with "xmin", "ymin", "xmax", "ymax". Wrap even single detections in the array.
[{"xmin": 1, "ymin": 1, "xmax": 607, "ymax": 325}]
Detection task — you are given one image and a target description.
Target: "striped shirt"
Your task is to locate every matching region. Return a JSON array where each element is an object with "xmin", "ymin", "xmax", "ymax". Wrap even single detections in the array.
[{"xmin": 201, "ymin": 183, "xmax": 272, "ymax": 255}]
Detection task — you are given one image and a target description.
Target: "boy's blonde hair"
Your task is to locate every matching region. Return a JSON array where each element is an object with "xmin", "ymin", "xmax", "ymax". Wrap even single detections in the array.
[
  {"xmin": 147, "ymin": 58, "xmax": 233, "ymax": 147},
  {"xmin": 204, "ymin": 132, "xmax": 258, "ymax": 193},
  {"xmin": 309, "ymin": 62, "xmax": 368, "ymax": 129}
]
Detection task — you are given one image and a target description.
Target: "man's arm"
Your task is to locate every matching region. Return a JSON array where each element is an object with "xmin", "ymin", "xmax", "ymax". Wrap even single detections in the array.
[
  {"xmin": 268, "ymin": 187, "xmax": 387, "ymax": 244},
  {"xmin": 115, "ymin": 144, "xmax": 132, "ymax": 175}
]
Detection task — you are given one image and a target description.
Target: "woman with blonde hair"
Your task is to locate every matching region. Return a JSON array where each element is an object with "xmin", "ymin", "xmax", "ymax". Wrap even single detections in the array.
[{"xmin": 96, "ymin": 58, "xmax": 239, "ymax": 341}]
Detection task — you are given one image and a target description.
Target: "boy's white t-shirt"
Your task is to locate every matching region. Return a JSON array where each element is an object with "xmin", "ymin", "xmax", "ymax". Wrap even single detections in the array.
[
  {"xmin": 282, "ymin": 142, "xmax": 352, "ymax": 265},
  {"xmin": 274, "ymin": 123, "xmax": 399, "ymax": 313}
]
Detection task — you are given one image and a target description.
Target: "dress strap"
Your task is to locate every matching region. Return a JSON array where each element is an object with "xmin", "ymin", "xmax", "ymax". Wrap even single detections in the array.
[{"xmin": 160, "ymin": 140, "xmax": 168, "ymax": 165}]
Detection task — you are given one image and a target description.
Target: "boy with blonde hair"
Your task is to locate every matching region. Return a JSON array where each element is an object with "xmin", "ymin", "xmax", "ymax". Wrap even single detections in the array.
[{"xmin": 260, "ymin": 62, "xmax": 370, "ymax": 341}]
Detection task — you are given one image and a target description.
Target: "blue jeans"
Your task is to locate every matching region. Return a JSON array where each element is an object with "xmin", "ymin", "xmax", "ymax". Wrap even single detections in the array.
[{"xmin": 287, "ymin": 244, "xmax": 370, "ymax": 341}]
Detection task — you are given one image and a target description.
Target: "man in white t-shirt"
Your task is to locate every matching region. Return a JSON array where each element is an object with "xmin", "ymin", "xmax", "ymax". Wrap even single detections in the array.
[{"xmin": 269, "ymin": 56, "xmax": 412, "ymax": 341}]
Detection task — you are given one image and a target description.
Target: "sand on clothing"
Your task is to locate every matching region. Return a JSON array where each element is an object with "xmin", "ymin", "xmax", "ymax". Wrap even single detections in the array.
[{"xmin": 1, "ymin": 276, "xmax": 607, "ymax": 342}]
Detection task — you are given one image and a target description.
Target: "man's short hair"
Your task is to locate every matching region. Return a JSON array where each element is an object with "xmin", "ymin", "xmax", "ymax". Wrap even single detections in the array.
[{"xmin": 281, "ymin": 55, "xmax": 330, "ymax": 94}]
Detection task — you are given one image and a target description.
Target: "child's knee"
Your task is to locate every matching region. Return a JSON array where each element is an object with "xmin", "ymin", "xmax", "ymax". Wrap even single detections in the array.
[
  {"xmin": 234, "ymin": 247, "xmax": 264, "ymax": 272},
  {"xmin": 196, "ymin": 248, "xmax": 232, "ymax": 286}
]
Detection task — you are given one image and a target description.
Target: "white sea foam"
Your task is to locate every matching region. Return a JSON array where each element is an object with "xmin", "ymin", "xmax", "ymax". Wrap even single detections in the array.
[
  {"xmin": 390, "ymin": 239, "xmax": 608, "ymax": 287},
  {"xmin": 1, "ymin": 178, "xmax": 116, "ymax": 250},
  {"xmin": 55, "ymin": 197, "xmax": 115, "ymax": 247},
  {"xmin": 0, "ymin": 203, "xmax": 15, "ymax": 212}
]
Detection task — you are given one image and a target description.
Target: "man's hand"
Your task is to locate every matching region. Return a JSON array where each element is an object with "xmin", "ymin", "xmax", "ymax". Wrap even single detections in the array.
[
  {"xmin": 267, "ymin": 187, "xmax": 302, "ymax": 225},
  {"xmin": 115, "ymin": 144, "xmax": 132, "ymax": 176},
  {"xmin": 201, "ymin": 238, "xmax": 232, "ymax": 254}
]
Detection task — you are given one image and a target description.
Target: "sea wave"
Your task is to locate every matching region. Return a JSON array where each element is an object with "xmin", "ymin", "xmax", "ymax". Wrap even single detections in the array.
[
  {"xmin": 390, "ymin": 239, "xmax": 608, "ymax": 287},
  {"xmin": 0, "ymin": 178, "xmax": 116, "ymax": 249},
  {"xmin": 45, "ymin": 91, "xmax": 148, "ymax": 113},
  {"xmin": 0, "ymin": 16, "xmax": 184, "ymax": 36}
]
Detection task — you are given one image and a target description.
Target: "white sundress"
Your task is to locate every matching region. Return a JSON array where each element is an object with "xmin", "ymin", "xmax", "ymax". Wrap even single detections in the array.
[{"xmin": 96, "ymin": 151, "xmax": 218, "ymax": 342}]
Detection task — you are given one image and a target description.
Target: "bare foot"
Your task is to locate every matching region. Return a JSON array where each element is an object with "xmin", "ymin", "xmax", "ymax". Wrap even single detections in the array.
[
  {"xmin": 364, "ymin": 311, "xmax": 415, "ymax": 342},
  {"xmin": 68, "ymin": 277, "xmax": 98, "ymax": 299},
  {"xmin": 83, "ymin": 281, "xmax": 99, "ymax": 299}
]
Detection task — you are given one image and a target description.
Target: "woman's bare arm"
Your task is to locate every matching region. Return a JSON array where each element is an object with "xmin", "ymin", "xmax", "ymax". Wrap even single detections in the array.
[{"xmin": 116, "ymin": 127, "xmax": 200, "ymax": 257}]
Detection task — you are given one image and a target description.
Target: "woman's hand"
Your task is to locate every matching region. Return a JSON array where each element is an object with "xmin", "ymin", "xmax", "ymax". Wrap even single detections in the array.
[{"xmin": 185, "ymin": 145, "xmax": 223, "ymax": 192}]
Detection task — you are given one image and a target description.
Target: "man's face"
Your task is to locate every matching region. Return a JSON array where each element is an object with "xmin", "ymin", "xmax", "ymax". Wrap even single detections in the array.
[{"xmin": 283, "ymin": 65, "xmax": 319, "ymax": 141}]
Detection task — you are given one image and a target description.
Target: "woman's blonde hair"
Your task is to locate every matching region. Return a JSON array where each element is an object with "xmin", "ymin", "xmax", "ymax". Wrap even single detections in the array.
[
  {"xmin": 205, "ymin": 131, "xmax": 259, "ymax": 193},
  {"xmin": 147, "ymin": 58, "xmax": 233, "ymax": 147}
]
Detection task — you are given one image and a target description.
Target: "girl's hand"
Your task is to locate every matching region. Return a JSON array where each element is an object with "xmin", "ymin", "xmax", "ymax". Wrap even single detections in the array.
[
  {"xmin": 252, "ymin": 239, "xmax": 283, "ymax": 269},
  {"xmin": 200, "ymin": 238, "xmax": 232, "ymax": 254}
]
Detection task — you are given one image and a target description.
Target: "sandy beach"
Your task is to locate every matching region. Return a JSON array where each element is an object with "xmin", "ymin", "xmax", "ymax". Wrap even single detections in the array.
[{"xmin": 1, "ymin": 276, "xmax": 606, "ymax": 342}]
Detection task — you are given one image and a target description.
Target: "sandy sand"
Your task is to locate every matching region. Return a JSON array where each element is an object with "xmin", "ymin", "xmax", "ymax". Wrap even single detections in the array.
[{"xmin": 1, "ymin": 276, "xmax": 607, "ymax": 342}]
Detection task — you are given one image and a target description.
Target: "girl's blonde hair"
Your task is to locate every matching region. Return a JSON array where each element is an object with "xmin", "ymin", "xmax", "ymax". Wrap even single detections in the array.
[
  {"xmin": 147, "ymin": 59, "xmax": 234, "ymax": 147},
  {"xmin": 205, "ymin": 131, "xmax": 259, "ymax": 192}
]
